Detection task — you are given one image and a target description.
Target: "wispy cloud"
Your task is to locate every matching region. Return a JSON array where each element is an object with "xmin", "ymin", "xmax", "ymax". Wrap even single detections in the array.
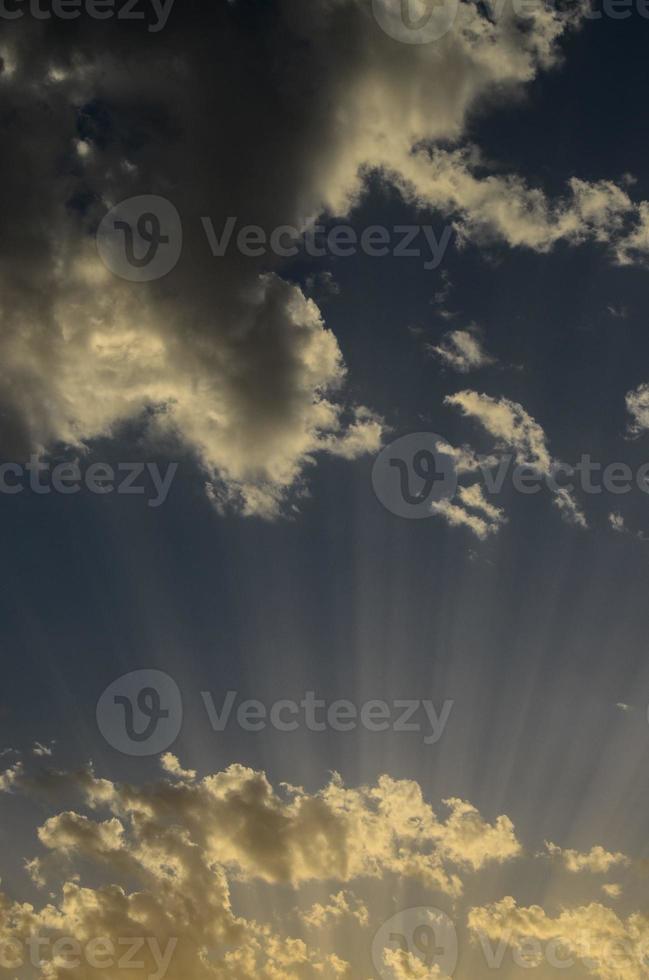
[
  {"xmin": 445, "ymin": 390, "xmax": 587, "ymax": 528},
  {"xmin": 427, "ymin": 326, "xmax": 496, "ymax": 374}
]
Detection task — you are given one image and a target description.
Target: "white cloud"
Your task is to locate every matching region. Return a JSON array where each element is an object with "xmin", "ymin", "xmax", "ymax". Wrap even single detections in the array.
[
  {"xmin": 626, "ymin": 382, "xmax": 649, "ymax": 436},
  {"xmin": 445, "ymin": 390, "xmax": 552, "ymax": 471},
  {"xmin": 609, "ymin": 512, "xmax": 626, "ymax": 533},
  {"xmin": 616, "ymin": 201, "xmax": 649, "ymax": 266},
  {"xmin": 554, "ymin": 486, "xmax": 588, "ymax": 530},
  {"xmin": 428, "ymin": 327, "xmax": 496, "ymax": 373},
  {"xmin": 160, "ymin": 754, "xmax": 197, "ymax": 781},
  {"xmin": 431, "ymin": 483, "xmax": 507, "ymax": 539},
  {"xmin": 435, "ymin": 440, "xmax": 500, "ymax": 475},
  {"xmin": 602, "ymin": 883, "xmax": 623, "ymax": 899},
  {"xmin": 468, "ymin": 897, "xmax": 649, "ymax": 980},
  {"xmin": 458, "ymin": 483, "xmax": 506, "ymax": 524},
  {"xmin": 300, "ymin": 891, "xmax": 368, "ymax": 929},
  {"xmin": 381, "ymin": 948, "xmax": 445, "ymax": 980},
  {"xmin": 431, "ymin": 499, "xmax": 497, "ymax": 539},
  {"xmin": 392, "ymin": 147, "xmax": 649, "ymax": 260},
  {"xmin": 544, "ymin": 841, "xmax": 630, "ymax": 875},
  {"xmin": 1, "ymin": 762, "xmax": 522, "ymax": 896},
  {"xmin": 445, "ymin": 390, "xmax": 587, "ymax": 527},
  {"xmin": 3, "ymin": 758, "xmax": 648, "ymax": 980},
  {"xmin": 0, "ymin": 760, "xmax": 527, "ymax": 979}
]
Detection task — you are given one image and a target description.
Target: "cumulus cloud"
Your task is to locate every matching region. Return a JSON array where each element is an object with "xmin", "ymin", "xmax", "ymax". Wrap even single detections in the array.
[
  {"xmin": 2, "ymin": 0, "xmax": 649, "ymax": 517},
  {"xmin": 0, "ymin": 759, "xmax": 528, "ymax": 979},
  {"xmin": 4, "ymin": 759, "xmax": 649, "ymax": 980},
  {"xmin": 160, "ymin": 753, "xmax": 197, "ymax": 782},
  {"xmin": 1, "ymin": 762, "xmax": 522, "ymax": 892}
]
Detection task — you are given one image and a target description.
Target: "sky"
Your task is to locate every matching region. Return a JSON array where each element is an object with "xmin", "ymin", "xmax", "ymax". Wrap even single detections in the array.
[{"xmin": 2, "ymin": 1, "xmax": 649, "ymax": 978}]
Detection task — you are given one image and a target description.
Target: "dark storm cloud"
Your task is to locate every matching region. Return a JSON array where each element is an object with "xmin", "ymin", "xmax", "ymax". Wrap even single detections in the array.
[{"xmin": 0, "ymin": 0, "xmax": 646, "ymax": 515}]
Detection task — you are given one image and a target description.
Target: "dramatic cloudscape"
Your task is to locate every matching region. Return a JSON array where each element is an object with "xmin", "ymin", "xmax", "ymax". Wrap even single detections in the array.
[{"xmin": 2, "ymin": 0, "xmax": 649, "ymax": 978}]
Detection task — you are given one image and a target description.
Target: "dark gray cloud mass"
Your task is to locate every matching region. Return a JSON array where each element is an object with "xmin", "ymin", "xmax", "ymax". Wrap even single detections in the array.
[{"xmin": 1, "ymin": 0, "xmax": 648, "ymax": 515}]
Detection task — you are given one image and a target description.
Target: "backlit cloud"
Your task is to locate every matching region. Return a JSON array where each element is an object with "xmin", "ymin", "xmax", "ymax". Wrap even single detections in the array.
[
  {"xmin": 544, "ymin": 841, "xmax": 630, "ymax": 875},
  {"xmin": 2, "ymin": 759, "xmax": 646, "ymax": 980},
  {"xmin": 445, "ymin": 390, "xmax": 587, "ymax": 527},
  {"xmin": 1, "ymin": 1, "xmax": 649, "ymax": 517},
  {"xmin": 428, "ymin": 327, "xmax": 496, "ymax": 374}
]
